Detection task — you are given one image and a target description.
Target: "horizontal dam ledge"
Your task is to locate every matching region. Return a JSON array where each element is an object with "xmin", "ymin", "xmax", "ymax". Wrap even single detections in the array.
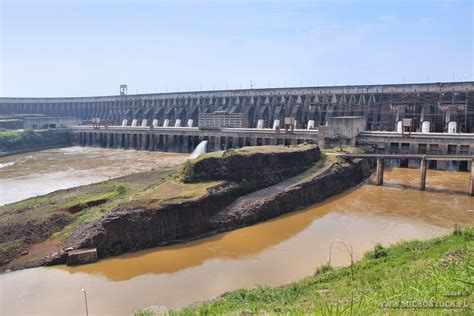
[{"xmin": 1, "ymin": 81, "xmax": 473, "ymax": 102}]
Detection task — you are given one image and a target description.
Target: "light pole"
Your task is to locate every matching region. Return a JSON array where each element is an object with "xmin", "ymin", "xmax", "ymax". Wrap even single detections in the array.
[{"xmin": 81, "ymin": 289, "xmax": 89, "ymax": 316}]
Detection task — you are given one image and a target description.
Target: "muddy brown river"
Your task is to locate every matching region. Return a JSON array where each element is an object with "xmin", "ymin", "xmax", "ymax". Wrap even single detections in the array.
[{"xmin": 0, "ymin": 149, "xmax": 473, "ymax": 315}]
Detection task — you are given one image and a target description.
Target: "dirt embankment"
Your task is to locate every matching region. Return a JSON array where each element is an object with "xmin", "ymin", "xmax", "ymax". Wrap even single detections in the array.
[
  {"xmin": 1, "ymin": 144, "xmax": 370, "ymax": 270},
  {"xmin": 0, "ymin": 168, "xmax": 176, "ymax": 271},
  {"xmin": 55, "ymin": 150, "xmax": 370, "ymax": 265}
]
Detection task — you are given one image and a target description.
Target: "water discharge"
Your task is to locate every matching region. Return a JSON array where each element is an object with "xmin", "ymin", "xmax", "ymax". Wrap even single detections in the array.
[
  {"xmin": 1, "ymin": 157, "xmax": 472, "ymax": 315},
  {"xmin": 190, "ymin": 140, "xmax": 208, "ymax": 159}
]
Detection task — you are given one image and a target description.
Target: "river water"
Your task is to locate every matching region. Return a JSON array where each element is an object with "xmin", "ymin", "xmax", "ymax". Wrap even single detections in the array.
[
  {"xmin": 0, "ymin": 149, "xmax": 473, "ymax": 315},
  {"xmin": 0, "ymin": 147, "xmax": 188, "ymax": 206}
]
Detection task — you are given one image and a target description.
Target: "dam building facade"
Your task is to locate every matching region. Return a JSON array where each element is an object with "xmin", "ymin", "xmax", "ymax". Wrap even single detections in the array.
[{"xmin": 0, "ymin": 81, "xmax": 473, "ymax": 133}]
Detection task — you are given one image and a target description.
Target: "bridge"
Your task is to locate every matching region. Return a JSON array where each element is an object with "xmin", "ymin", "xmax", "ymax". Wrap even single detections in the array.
[{"xmin": 340, "ymin": 153, "xmax": 474, "ymax": 196}]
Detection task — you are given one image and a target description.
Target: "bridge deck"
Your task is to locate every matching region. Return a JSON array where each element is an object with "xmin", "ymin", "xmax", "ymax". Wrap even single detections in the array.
[{"xmin": 340, "ymin": 153, "xmax": 473, "ymax": 161}]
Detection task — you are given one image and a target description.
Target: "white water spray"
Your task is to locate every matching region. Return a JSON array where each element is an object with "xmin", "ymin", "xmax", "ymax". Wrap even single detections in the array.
[{"xmin": 190, "ymin": 140, "xmax": 208, "ymax": 159}]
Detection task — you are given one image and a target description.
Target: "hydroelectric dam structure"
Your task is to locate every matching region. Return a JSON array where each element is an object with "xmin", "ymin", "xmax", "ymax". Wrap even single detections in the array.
[
  {"xmin": 1, "ymin": 81, "xmax": 474, "ymax": 171},
  {"xmin": 1, "ymin": 81, "xmax": 473, "ymax": 132}
]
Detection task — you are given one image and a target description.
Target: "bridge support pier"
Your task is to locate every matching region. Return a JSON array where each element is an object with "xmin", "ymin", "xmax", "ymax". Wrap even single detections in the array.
[
  {"xmin": 376, "ymin": 158, "xmax": 384, "ymax": 185},
  {"xmin": 420, "ymin": 159, "xmax": 427, "ymax": 191},
  {"xmin": 470, "ymin": 160, "xmax": 474, "ymax": 197}
]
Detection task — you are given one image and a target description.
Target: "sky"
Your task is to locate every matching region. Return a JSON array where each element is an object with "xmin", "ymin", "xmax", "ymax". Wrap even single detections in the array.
[{"xmin": 0, "ymin": 0, "xmax": 472, "ymax": 97}]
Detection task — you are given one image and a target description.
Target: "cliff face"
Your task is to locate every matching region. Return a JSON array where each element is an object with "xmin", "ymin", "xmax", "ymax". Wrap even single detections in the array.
[
  {"xmin": 60, "ymin": 156, "xmax": 370, "ymax": 263},
  {"xmin": 181, "ymin": 145, "xmax": 321, "ymax": 187},
  {"xmin": 209, "ymin": 159, "xmax": 371, "ymax": 228}
]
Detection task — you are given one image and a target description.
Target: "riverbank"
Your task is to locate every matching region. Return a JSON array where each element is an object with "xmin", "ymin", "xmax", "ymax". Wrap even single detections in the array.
[
  {"xmin": 0, "ymin": 129, "xmax": 71, "ymax": 156},
  {"xmin": 148, "ymin": 226, "xmax": 473, "ymax": 315},
  {"xmin": 2, "ymin": 167, "xmax": 471, "ymax": 315},
  {"xmin": 0, "ymin": 144, "xmax": 370, "ymax": 271}
]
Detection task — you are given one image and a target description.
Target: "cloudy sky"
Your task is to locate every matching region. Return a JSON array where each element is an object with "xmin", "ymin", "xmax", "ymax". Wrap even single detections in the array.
[{"xmin": 0, "ymin": 0, "xmax": 472, "ymax": 97}]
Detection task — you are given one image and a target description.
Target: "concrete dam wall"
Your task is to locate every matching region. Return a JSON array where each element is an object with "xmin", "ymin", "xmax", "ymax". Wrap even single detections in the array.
[{"xmin": 1, "ymin": 81, "xmax": 473, "ymax": 133}]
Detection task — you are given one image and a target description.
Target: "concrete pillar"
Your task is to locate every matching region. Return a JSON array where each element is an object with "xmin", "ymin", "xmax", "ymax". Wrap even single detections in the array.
[
  {"xmin": 257, "ymin": 119, "xmax": 264, "ymax": 129},
  {"xmin": 187, "ymin": 119, "xmax": 193, "ymax": 127},
  {"xmin": 420, "ymin": 159, "xmax": 427, "ymax": 191},
  {"xmin": 376, "ymin": 158, "xmax": 384, "ymax": 186},
  {"xmin": 250, "ymin": 137, "xmax": 257, "ymax": 146},
  {"xmin": 175, "ymin": 119, "xmax": 182, "ymax": 127},
  {"xmin": 469, "ymin": 160, "xmax": 474, "ymax": 196},
  {"xmin": 121, "ymin": 119, "xmax": 128, "ymax": 127},
  {"xmin": 131, "ymin": 119, "xmax": 138, "ymax": 127},
  {"xmin": 307, "ymin": 120, "xmax": 315, "ymax": 129},
  {"xmin": 141, "ymin": 119, "xmax": 148, "ymax": 127},
  {"xmin": 150, "ymin": 135, "xmax": 155, "ymax": 151},
  {"xmin": 232, "ymin": 136, "xmax": 239, "ymax": 149},
  {"xmin": 152, "ymin": 119, "xmax": 159, "ymax": 128},
  {"xmin": 124, "ymin": 134, "xmax": 130, "ymax": 148},
  {"xmin": 141, "ymin": 134, "xmax": 147, "ymax": 150},
  {"xmin": 115, "ymin": 134, "xmax": 121, "ymax": 148},
  {"xmin": 164, "ymin": 135, "xmax": 169, "ymax": 151},
  {"xmin": 106, "ymin": 133, "xmax": 112, "ymax": 148},
  {"xmin": 163, "ymin": 119, "xmax": 170, "ymax": 127}
]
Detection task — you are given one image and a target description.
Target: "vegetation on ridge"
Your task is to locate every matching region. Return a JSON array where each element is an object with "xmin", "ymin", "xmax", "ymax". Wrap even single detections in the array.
[{"xmin": 0, "ymin": 129, "xmax": 71, "ymax": 154}]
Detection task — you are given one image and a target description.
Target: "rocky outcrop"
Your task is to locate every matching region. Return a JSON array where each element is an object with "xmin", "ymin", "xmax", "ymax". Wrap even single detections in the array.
[
  {"xmin": 181, "ymin": 145, "xmax": 320, "ymax": 187},
  {"xmin": 209, "ymin": 159, "xmax": 371, "ymax": 228},
  {"xmin": 52, "ymin": 157, "xmax": 370, "ymax": 265}
]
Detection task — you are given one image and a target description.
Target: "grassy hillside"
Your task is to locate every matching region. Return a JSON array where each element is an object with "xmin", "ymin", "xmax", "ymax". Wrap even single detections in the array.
[{"xmin": 138, "ymin": 226, "xmax": 473, "ymax": 315}]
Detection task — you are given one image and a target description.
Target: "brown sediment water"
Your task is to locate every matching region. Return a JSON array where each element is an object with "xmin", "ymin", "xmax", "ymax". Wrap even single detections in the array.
[
  {"xmin": 0, "ymin": 168, "xmax": 473, "ymax": 315},
  {"xmin": 0, "ymin": 146, "xmax": 188, "ymax": 206}
]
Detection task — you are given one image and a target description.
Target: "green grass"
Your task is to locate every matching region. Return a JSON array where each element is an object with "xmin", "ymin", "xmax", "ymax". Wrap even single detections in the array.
[
  {"xmin": 189, "ymin": 144, "xmax": 316, "ymax": 163},
  {"xmin": 166, "ymin": 227, "xmax": 473, "ymax": 315},
  {"xmin": 131, "ymin": 179, "xmax": 224, "ymax": 209}
]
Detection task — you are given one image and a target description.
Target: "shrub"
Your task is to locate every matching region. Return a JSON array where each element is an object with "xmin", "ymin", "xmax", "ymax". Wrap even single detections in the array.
[
  {"xmin": 372, "ymin": 243, "xmax": 388, "ymax": 259},
  {"xmin": 115, "ymin": 185, "xmax": 127, "ymax": 195}
]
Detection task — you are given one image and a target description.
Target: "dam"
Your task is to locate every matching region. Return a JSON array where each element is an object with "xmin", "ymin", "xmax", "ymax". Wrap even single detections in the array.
[
  {"xmin": 1, "ymin": 81, "xmax": 473, "ymax": 132},
  {"xmin": 1, "ymin": 81, "xmax": 473, "ymax": 315},
  {"xmin": 2, "ymin": 81, "xmax": 473, "ymax": 170}
]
